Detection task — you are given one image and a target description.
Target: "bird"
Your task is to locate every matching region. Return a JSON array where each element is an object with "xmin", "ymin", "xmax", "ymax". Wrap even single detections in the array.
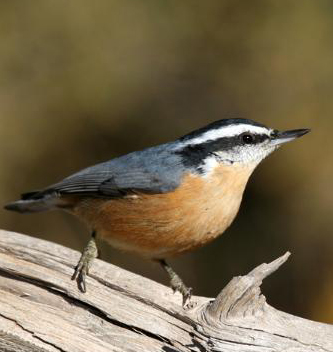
[{"xmin": 4, "ymin": 118, "xmax": 310, "ymax": 306}]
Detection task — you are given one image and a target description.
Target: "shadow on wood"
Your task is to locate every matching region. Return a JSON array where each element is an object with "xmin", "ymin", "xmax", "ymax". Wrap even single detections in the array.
[{"xmin": 0, "ymin": 230, "xmax": 332, "ymax": 352}]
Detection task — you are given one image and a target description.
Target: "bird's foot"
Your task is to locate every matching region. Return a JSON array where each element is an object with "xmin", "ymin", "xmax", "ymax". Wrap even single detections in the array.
[
  {"xmin": 71, "ymin": 233, "xmax": 98, "ymax": 292},
  {"xmin": 169, "ymin": 273, "xmax": 193, "ymax": 308},
  {"xmin": 158, "ymin": 259, "xmax": 194, "ymax": 308}
]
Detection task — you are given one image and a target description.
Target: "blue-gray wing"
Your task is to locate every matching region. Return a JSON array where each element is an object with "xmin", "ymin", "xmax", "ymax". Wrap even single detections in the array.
[{"xmin": 48, "ymin": 143, "xmax": 186, "ymax": 197}]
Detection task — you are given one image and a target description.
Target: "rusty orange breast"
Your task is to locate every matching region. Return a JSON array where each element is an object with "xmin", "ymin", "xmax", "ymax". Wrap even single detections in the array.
[{"xmin": 72, "ymin": 163, "xmax": 255, "ymax": 258}]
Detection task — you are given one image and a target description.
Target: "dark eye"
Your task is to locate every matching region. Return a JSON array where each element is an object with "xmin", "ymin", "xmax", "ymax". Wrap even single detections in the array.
[{"xmin": 241, "ymin": 133, "xmax": 254, "ymax": 144}]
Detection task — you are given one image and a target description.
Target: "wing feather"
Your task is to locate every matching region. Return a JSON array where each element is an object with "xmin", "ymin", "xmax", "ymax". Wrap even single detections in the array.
[{"xmin": 45, "ymin": 144, "xmax": 185, "ymax": 198}]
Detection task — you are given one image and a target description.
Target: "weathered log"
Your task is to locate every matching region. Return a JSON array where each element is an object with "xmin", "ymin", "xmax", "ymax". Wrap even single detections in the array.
[{"xmin": 0, "ymin": 230, "xmax": 331, "ymax": 352}]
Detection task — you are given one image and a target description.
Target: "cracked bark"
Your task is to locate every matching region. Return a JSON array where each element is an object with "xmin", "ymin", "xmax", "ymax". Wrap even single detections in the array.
[{"xmin": 0, "ymin": 230, "xmax": 332, "ymax": 352}]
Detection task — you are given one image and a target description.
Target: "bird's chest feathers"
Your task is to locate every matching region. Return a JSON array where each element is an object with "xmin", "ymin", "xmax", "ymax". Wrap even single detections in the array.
[
  {"xmin": 74, "ymin": 164, "xmax": 254, "ymax": 257},
  {"xmin": 171, "ymin": 164, "xmax": 254, "ymax": 245}
]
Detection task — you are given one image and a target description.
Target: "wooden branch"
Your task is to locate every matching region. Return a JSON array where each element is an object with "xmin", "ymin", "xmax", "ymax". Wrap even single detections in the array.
[{"xmin": 0, "ymin": 230, "xmax": 332, "ymax": 352}]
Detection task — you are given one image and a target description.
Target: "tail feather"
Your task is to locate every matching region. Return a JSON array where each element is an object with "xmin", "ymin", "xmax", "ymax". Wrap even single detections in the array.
[
  {"xmin": 21, "ymin": 191, "xmax": 41, "ymax": 200},
  {"xmin": 4, "ymin": 191, "xmax": 59, "ymax": 213}
]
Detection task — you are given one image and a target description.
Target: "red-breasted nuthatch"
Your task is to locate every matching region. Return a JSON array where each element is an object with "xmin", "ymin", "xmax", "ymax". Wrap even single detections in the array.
[{"xmin": 5, "ymin": 118, "xmax": 310, "ymax": 305}]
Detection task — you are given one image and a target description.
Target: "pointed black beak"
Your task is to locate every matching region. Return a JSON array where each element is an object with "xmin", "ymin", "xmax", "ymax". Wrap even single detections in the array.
[{"xmin": 271, "ymin": 128, "xmax": 311, "ymax": 146}]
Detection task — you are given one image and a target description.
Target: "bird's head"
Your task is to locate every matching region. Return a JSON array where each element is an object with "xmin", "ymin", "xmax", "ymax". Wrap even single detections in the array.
[{"xmin": 176, "ymin": 118, "xmax": 310, "ymax": 175}]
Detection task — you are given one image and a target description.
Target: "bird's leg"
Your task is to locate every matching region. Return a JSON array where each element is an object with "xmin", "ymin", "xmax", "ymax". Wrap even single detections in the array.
[
  {"xmin": 71, "ymin": 231, "xmax": 98, "ymax": 292},
  {"xmin": 158, "ymin": 259, "xmax": 192, "ymax": 307}
]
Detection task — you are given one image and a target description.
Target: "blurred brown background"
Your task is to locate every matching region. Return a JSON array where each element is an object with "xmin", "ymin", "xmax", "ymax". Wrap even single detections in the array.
[{"xmin": 0, "ymin": 1, "xmax": 332, "ymax": 323}]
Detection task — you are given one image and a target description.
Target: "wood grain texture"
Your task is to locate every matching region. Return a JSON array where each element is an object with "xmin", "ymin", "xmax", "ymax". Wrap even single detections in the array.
[{"xmin": 0, "ymin": 230, "xmax": 332, "ymax": 352}]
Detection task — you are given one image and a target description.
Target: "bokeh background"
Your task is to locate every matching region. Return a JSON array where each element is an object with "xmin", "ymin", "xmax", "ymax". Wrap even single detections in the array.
[{"xmin": 0, "ymin": 1, "xmax": 332, "ymax": 323}]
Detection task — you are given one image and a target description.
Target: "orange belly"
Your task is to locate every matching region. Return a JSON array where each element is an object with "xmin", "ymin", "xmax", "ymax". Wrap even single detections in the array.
[{"xmin": 71, "ymin": 164, "xmax": 255, "ymax": 259}]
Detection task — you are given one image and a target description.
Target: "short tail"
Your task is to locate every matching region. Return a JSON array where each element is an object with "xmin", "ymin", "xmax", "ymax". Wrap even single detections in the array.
[{"xmin": 4, "ymin": 191, "xmax": 60, "ymax": 213}]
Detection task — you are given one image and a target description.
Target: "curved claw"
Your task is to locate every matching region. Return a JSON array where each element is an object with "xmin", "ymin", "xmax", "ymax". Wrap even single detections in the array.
[
  {"xmin": 160, "ymin": 259, "xmax": 193, "ymax": 308},
  {"xmin": 71, "ymin": 234, "xmax": 98, "ymax": 293},
  {"xmin": 72, "ymin": 262, "xmax": 88, "ymax": 293},
  {"xmin": 180, "ymin": 286, "xmax": 192, "ymax": 307}
]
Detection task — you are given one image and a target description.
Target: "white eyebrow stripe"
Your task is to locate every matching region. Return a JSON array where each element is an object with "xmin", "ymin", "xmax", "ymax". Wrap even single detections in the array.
[{"xmin": 183, "ymin": 124, "xmax": 270, "ymax": 145}]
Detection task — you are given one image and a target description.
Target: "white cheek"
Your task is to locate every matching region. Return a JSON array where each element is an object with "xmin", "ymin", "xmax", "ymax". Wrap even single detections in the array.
[
  {"xmin": 201, "ymin": 157, "xmax": 219, "ymax": 175},
  {"xmin": 200, "ymin": 154, "xmax": 235, "ymax": 177},
  {"xmin": 213, "ymin": 143, "xmax": 277, "ymax": 167},
  {"xmin": 194, "ymin": 142, "xmax": 279, "ymax": 177},
  {"xmin": 243, "ymin": 144, "xmax": 279, "ymax": 165}
]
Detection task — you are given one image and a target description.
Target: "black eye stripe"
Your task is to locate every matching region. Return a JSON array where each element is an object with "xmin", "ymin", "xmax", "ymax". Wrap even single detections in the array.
[
  {"xmin": 180, "ymin": 118, "xmax": 268, "ymax": 141},
  {"xmin": 239, "ymin": 132, "xmax": 269, "ymax": 144},
  {"xmin": 176, "ymin": 133, "xmax": 269, "ymax": 170}
]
